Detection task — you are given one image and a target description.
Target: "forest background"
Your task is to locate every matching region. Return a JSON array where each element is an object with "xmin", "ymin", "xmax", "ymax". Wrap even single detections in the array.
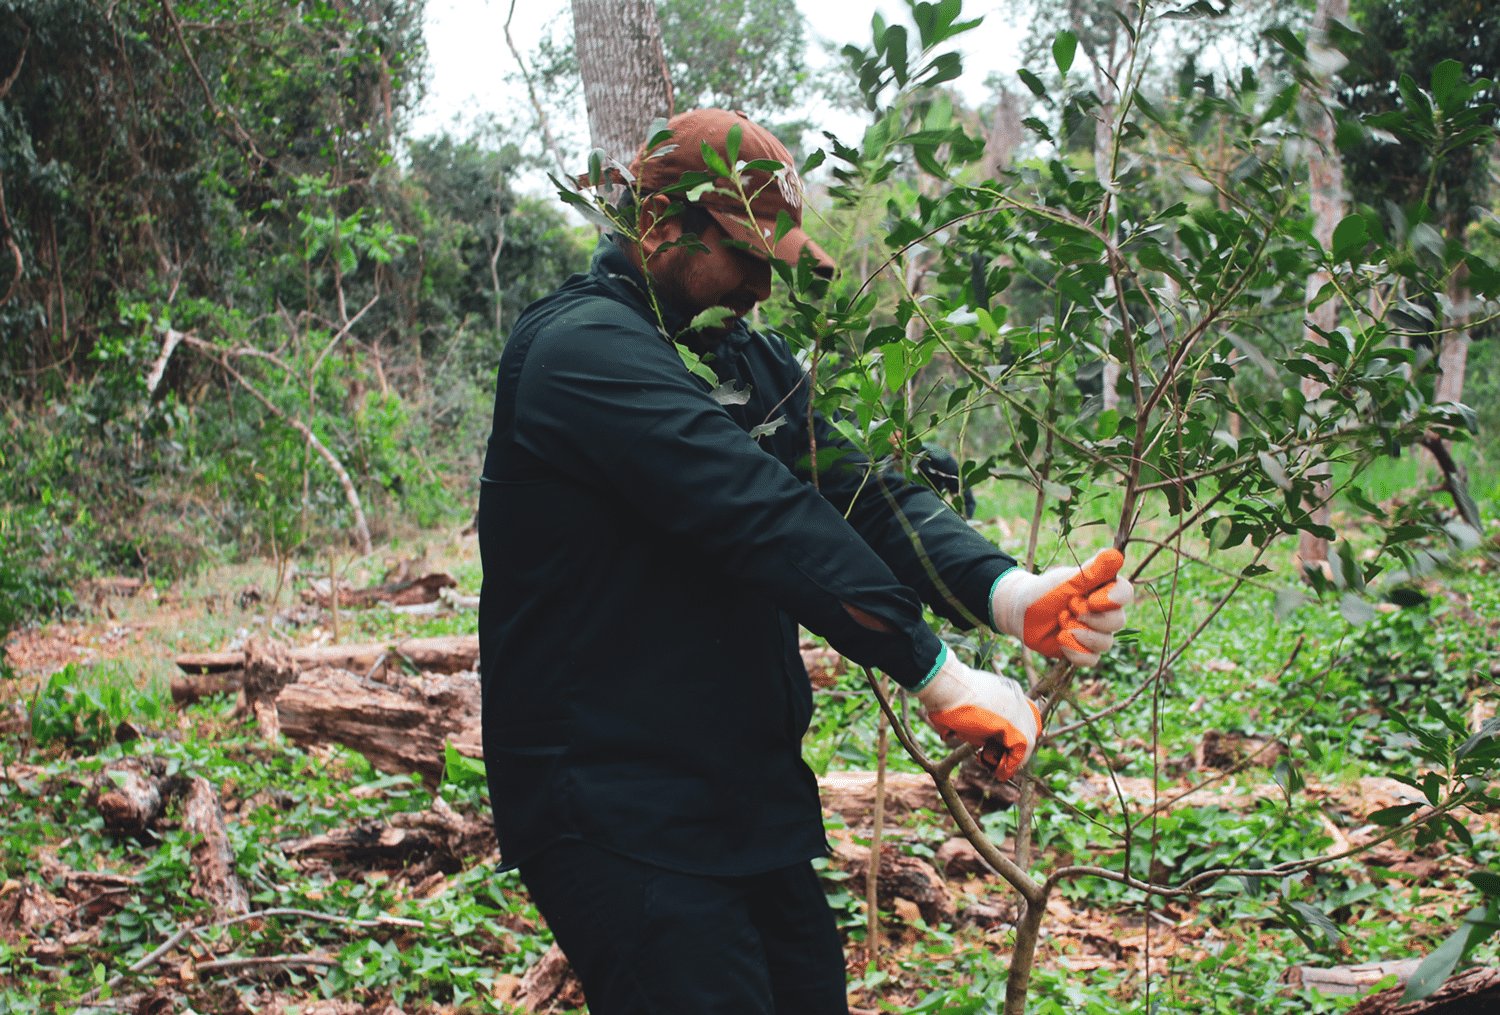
[
  {"xmin": 4, "ymin": 0, "xmax": 1500, "ymax": 1012},
  {"xmin": 0, "ymin": 0, "xmax": 1495, "ymax": 612}
]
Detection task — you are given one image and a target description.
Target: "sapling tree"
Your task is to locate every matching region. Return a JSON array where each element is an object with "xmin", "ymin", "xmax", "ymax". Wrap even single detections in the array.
[{"xmin": 558, "ymin": 0, "xmax": 1500, "ymax": 1006}]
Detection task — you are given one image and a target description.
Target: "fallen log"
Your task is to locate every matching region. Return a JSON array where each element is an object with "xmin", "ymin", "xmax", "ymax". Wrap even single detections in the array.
[
  {"xmin": 175, "ymin": 634, "xmax": 480, "ymax": 677},
  {"xmin": 817, "ymin": 771, "xmax": 941, "ymax": 824},
  {"xmin": 280, "ymin": 797, "xmax": 496, "ymax": 873},
  {"xmin": 1282, "ymin": 959, "xmax": 1422, "ymax": 997},
  {"xmin": 182, "ymin": 776, "xmax": 249, "ymax": 916},
  {"xmin": 276, "ymin": 666, "xmax": 482, "ymax": 784},
  {"xmin": 170, "ymin": 671, "xmax": 243, "ymax": 706},
  {"xmin": 828, "ymin": 833, "xmax": 955, "ymax": 926},
  {"xmin": 1347, "ymin": 964, "xmax": 1500, "ymax": 1013},
  {"xmin": 303, "ymin": 571, "xmax": 458, "ymax": 609},
  {"xmin": 515, "ymin": 943, "xmax": 586, "ymax": 1013}
]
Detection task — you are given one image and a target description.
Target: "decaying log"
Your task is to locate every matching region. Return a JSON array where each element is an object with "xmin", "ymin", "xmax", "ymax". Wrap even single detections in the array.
[
  {"xmin": 1347, "ymin": 965, "xmax": 1500, "ymax": 1014},
  {"xmin": 303, "ymin": 571, "xmax": 458, "ymax": 609},
  {"xmin": 282, "ymin": 821, "xmax": 450, "ymax": 868},
  {"xmin": 1196, "ymin": 729, "xmax": 1288, "ymax": 771},
  {"xmin": 181, "ymin": 776, "xmax": 249, "ymax": 916},
  {"xmin": 1283, "ymin": 959, "xmax": 1422, "ymax": 996},
  {"xmin": 818, "ymin": 771, "xmax": 940, "ymax": 824},
  {"xmin": 276, "ymin": 666, "xmax": 482, "ymax": 784},
  {"xmin": 829, "ymin": 836, "xmax": 955, "ymax": 926},
  {"xmin": 934, "ymin": 837, "xmax": 998, "ymax": 879},
  {"xmin": 242, "ymin": 638, "xmax": 298, "ymax": 740},
  {"xmin": 92, "ymin": 754, "xmax": 171, "ymax": 836},
  {"xmin": 515, "ymin": 943, "xmax": 587, "ymax": 1013},
  {"xmin": 170, "ymin": 670, "xmax": 243, "ymax": 706},
  {"xmin": 281, "ymin": 797, "xmax": 496, "ymax": 873},
  {"xmin": 175, "ymin": 634, "xmax": 480, "ymax": 678}
]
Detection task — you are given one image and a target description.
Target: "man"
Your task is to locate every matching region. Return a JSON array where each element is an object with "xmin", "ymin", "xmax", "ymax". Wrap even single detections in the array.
[{"xmin": 477, "ymin": 109, "xmax": 1132, "ymax": 1014}]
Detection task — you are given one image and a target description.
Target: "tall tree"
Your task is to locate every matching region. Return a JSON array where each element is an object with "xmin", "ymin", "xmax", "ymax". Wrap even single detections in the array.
[
  {"xmin": 657, "ymin": 0, "xmax": 806, "ymax": 117},
  {"xmin": 1339, "ymin": 0, "xmax": 1500, "ymax": 411},
  {"xmin": 1296, "ymin": 0, "xmax": 1351, "ymax": 575},
  {"xmin": 570, "ymin": 0, "xmax": 675, "ymax": 167}
]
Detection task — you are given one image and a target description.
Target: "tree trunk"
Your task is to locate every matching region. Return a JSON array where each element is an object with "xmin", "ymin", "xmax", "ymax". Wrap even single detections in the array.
[
  {"xmin": 571, "ymin": 0, "xmax": 675, "ymax": 169},
  {"xmin": 174, "ymin": 633, "xmax": 481, "ymax": 679},
  {"xmin": 1435, "ymin": 245, "xmax": 1471, "ymax": 408},
  {"xmin": 1294, "ymin": 0, "xmax": 1349, "ymax": 577},
  {"xmin": 983, "ymin": 87, "xmax": 1025, "ymax": 179}
]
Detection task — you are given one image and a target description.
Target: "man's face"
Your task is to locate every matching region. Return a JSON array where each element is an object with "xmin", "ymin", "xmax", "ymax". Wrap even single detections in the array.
[{"xmin": 640, "ymin": 204, "xmax": 772, "ymax": 338}]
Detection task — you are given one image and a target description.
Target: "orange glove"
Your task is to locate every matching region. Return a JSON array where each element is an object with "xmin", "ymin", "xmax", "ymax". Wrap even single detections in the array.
[
  {"xmin": 989, "ymin": 549, "xmax": 1133, "ymax": 667},
  {"xmin": 916, "ymin": 649, "xmax": 1040, "ymax": 780}
]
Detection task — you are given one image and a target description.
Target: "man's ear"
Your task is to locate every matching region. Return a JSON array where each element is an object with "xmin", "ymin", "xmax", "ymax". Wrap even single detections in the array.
[{"xmin": 636, "ymin": 194, "xmax": 683, "ymax": 263}]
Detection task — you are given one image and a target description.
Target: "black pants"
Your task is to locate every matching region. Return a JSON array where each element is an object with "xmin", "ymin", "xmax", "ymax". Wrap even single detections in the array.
[{"xmin": 518, "ymin": 840, "xmax": 848, "ymax": 1014}]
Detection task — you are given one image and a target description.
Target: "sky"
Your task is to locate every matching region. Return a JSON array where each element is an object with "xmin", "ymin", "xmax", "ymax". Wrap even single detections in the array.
[{"xmin": 410, "ymin": 0, "xmax": 1027, "ymax": 178}]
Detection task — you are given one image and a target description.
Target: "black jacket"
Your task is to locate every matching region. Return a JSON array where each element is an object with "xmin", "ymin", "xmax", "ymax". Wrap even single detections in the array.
[{"xmin": 478, "ymin": 238, "xmax": 1015, "ymax": 876}]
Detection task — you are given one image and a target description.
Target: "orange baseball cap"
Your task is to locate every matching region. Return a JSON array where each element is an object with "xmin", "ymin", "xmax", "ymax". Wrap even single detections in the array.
[{"xmin": 627, "ymin": 109, "xmax": 836, "ymax": 279}]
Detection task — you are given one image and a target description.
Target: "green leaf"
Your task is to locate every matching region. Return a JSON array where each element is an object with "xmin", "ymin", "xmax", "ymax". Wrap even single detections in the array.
[
  {"xmin": 1022, "ymin": 117, "xmax": 1055, "ymax": 142},
  {"xmin": 1430, "ymin": 59, "xmax": 1464, "ymax": 108},
  {"xmin": 1289, "ymin": 901, "xmax": 1340, "ymax": 942},
  {"xmin": 645, "ymin": 118, "xmax": 673, "ymax": 150},
  {"xmin": 749, "ymin": 416, "xmax": 788, "ymax": 440},
  {"xmin": 443, "ymin": 741, "xmax": 486, "ymax": 788},
  {"xmin": 1367, "ymin": 803, "xmax": 1421, "ymax": 827},
  {"xmin": 1052, "ymin": 30, "xmax": 1077, "ymax": 75},
  {"xmin": 1340, "ymin": 593, "xmax": 1375, "ymax": 625},
  {"xmin": 885, "ymin": 24, "xmax": 909, "ymax": 87},
  {"xmin": 1095, "ymin": 408, "xmax": 1119, "ymax": 439},
  {"xmin": 709, "ymin": 379, "xmax": 751, "ymax": 405},
  {"xmin": 689, "ymin": 306, "xmax": 736, "ymax": 333},
  {"xmin": 700, "ymin": 141, "xmax": 732, "ymax": 178},
  {"xmin": 1400, "ymin": 918, "xmax": 1473, "ymax": 1003},
  {"xmin": 773, "ymin": 210, "xmax": 796, "ymax": 246},
  {"xmin": 675, "ymin": 342, "xmax": 720, "ymax": 386},
  {"xmin": 725, "ymin": 124, "xmax": 743, "ymax": 167},
  {"xmin": 1468, "ymin": 871, "xmax": 1500, "ymax": 897},
  {"xmin": 1258, "ymin": 451, "xmax": 1291, "ymax": 491},
  {"xmin": 1331, "ymin": 213, "xmax": 1370, "ymax": 262},
  {"xmin": 1018, "ymin": 69, "xmax": 1048, "ymax": 98}
]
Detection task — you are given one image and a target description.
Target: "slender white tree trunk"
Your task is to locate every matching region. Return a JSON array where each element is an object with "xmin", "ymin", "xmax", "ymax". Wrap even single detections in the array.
[
  {"xmin": 571, "ymin": 0, "xmax": 675, "ymax": 169},
  {"xmin": 1295, "ymin": 0, "xmax": 1348, "ymax": 576},
  {"xmin": 1436, "ymin": 258, "xmax": 1471, "ymax": 407}
]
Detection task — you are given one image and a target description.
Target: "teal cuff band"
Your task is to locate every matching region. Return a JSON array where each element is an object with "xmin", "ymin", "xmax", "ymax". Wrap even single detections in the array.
[
  {"xmin": 911, "ymin": 644, "xmax": 948, "ymax": 693},
  {"xmin": 988, "ymin": 566, "xmax": 1021, "ymax": 631}
]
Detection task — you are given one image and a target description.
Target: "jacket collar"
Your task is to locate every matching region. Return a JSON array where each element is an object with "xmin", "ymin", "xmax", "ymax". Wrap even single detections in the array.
[{"xmin": 592, "ymin": 236, "xmax": 753, "ymax": 352}]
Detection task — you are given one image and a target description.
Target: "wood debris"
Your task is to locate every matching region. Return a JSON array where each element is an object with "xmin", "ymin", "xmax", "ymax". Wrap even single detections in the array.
[{"xmin": 276, "ymin": 666, "xmax": 482, "ymax": 784}]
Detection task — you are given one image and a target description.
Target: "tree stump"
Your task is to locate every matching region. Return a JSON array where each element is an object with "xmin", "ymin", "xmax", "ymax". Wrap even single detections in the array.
[{"xmin": 242, "ymin": 638, "xmax": 298, "ymax": 740}]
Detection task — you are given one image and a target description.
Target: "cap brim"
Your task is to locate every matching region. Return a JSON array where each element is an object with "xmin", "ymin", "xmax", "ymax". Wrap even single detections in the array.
[{"xmin": 704, "ymin": 208, "xmax": 837, "ymax": 279}]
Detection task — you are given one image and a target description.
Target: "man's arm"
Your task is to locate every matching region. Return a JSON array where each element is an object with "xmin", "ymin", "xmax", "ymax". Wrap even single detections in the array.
[{"xmin": 764, "ymin": 353, "xmax": 1016, "ymax": 631}]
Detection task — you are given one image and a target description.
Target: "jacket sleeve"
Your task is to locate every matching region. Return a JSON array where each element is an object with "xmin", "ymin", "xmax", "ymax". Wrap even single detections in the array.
[
  {"xmin": 512, "ymin": 309, "xmax": 948, "ymax": 690},
  {"xmin": 765, "ymin": 337, "xmax": 1018, "ymax": 633}
]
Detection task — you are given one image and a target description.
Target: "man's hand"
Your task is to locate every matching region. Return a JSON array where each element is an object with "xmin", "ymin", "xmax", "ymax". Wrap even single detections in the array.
[
  {"xmin": 917, "ymin": 652, "xmax": 1039, "ymax": 781},
  {"xmin": 990, "ymin": 549, "xmax": 1134, "ymax": 667}
]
